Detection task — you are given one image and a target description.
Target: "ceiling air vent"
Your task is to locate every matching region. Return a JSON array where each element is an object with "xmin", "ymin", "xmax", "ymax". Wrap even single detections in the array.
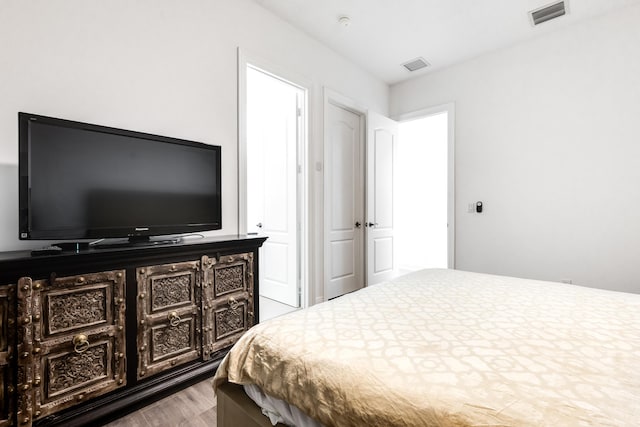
[
  {"xmin": 402, "ymin": 57, "xmax": 429, "ymax": 72},
  {"xmin": 530, "ymin": 1, "xmax": 567, "ymax": 26}
]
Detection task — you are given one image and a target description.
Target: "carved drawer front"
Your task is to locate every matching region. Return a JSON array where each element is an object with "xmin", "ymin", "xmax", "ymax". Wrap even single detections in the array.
[
  {"xmin": 137, "ymin": 261, "xmax": 201, "ymax": 379},
  {"xmin": 16, "ymin": 271, "xmax": 126, "ymax": 425},
  {"xmin": 201, "ymin": 253, "xmax": 254, "ymax": 360},
  {"xmin": 0, "ymin": 285, "xmax": 15, "ymax": 427}
]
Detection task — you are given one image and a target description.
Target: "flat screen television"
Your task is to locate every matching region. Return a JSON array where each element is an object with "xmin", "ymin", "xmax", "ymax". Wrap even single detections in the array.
[{"xmin": 19, "ymin": 112, "xmax": 222, "ymax": 245}]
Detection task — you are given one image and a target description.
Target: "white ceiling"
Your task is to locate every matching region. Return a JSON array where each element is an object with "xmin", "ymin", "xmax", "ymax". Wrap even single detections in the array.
[{"xmin": 253, "ymin": 0, "xmax": 640, "ymax": 84}]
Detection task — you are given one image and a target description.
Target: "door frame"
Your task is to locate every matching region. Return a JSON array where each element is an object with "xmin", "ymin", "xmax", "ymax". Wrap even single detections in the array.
[
  {"xmin": 393, "ymin": 102, "xmax": 456, "ymax": 268},
  {"xmin": 238, "ymin": 48, "xmax": 311, "ymax": 308},
  {"xmin": 322, "ymin": 88, "xmax": 367, "ymax": 302}
]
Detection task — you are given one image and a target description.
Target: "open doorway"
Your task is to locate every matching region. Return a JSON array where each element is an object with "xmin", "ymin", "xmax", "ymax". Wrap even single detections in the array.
[
  {"xmin": 240, "ymin": 60, "xmax": 308, "ymax": 321},
  {"xmin": 395, "ymin": 106, "xmax": 454, "ymax": 274}
]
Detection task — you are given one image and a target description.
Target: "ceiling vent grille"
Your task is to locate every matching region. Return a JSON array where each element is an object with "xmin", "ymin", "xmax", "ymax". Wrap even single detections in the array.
[
  {"xmin": 402, "ymin": 57, "xmax": 429, "ymax": 72},
  {"xmin": 530, "ymin": 1, "xmax": 567, "ymax": 25}
]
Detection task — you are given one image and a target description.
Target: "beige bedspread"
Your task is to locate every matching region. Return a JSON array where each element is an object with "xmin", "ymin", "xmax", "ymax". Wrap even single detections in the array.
[{"xmin": 213, "ymin": 269, "xmax": 640, "ymax": 426}]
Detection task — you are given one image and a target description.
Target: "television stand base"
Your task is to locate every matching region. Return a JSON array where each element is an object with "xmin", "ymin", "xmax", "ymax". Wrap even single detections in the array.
[{"xmin": 93, "ymin": 236, "xmax": 182, "ymax": 249}]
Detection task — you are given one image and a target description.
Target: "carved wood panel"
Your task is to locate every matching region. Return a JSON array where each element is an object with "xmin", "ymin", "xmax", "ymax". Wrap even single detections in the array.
[
  {"xmin": 213, "ymin": 302, "xmax": 248, "ymax": 340},
  {"xmin": 0, "ymin": 285, "xmax": 15, "ymax": 427},
  {"xmin": 137, "ymin": 261, "xmax": 201, "ymax": 379},
  {"xmin": 16, "ymin": 271, "xmax": 126, "ymax": 425},
  {"xmin": 213, "ymin": 263, "xmax": 246, "ymax": 298},
  {"xmin": 201, "ymin": 253, "xmax": 254, "ymax": 360}
]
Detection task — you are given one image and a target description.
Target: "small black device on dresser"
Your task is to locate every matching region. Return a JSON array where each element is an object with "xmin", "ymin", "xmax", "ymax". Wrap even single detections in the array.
[{"xmin": 30, "ymin": 246, "xmax": 63, "ymax": 256}]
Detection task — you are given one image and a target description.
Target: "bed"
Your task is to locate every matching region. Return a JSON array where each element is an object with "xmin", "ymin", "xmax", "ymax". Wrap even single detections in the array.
[{"xmin": 213, "ymin": 268, "xmax": 640, "ymax": 426}]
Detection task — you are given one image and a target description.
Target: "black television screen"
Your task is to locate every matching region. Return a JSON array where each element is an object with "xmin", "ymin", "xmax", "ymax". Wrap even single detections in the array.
[{"xmin": 19, "ymin": 112, "xmax": 222, "ymax": 241}]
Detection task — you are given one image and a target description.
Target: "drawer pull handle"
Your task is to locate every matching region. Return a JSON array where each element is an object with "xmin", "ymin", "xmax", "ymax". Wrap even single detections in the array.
[
  {"xmin": 168, "ymin": 311, "xmax": 181, "ymax": 327},
  {"xmin": 228, "ymin": 297, "xmax": 240, "ymax": 310},
  {"xmin": 73, "ymin": 334, "xmax": 90, "ymax": 354}
]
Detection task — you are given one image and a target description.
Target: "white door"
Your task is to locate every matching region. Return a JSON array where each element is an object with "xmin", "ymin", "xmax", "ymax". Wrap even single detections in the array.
[
  {"xmin": 366, "ymin": 112, "xmax": 398, "ymax": 285},
  {"xmin": 324, "ymin": 101, "xmax": 364, "ymax": 300},
  {"xmin": 246, "ymin": 66, "xmax": 301, "ymax": 307}
]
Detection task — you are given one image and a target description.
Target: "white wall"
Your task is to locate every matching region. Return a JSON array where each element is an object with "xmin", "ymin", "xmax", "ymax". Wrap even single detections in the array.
[
  {"xmin": 0, "ymin": 0, "xmax": 388, "ymax": 300},
  {"xmin": 390, "ymin": 4, "xmax": 640, "ymax": 293}
]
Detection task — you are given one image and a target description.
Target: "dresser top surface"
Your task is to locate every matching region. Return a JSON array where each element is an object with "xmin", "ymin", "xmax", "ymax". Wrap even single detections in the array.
[{"xmin": 0, "ymin": 234, "xmax": 267, "ymax": 264}]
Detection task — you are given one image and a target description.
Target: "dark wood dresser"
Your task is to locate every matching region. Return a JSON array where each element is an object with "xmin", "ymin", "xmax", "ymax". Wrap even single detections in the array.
[{"xmin": 0, "ymin": 235, "xmax": 266, "ymax": 427}]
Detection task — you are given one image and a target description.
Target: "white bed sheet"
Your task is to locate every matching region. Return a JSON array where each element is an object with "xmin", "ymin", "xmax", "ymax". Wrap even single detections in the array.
[{"xmin": 243, "ymin": 383, "xmax": 323, "ymax": 427}]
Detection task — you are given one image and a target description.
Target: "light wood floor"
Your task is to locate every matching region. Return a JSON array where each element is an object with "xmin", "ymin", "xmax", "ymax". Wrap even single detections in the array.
[{"xmin": 104, "ymin": 378, "xmax": 217, "ymax": 427}]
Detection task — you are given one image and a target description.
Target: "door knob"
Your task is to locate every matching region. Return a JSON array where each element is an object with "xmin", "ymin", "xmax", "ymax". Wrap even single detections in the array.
[
  {"xmin": 355, "ymin": 221, "xmax": 362, "ymax": 228},
  {"xmin": 366, "ymin": 222, "xmax": 378, "ymax": 228},
  {"xmin": 256, "ymin": 222, "xmax": 263, "ymax": 228}
]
